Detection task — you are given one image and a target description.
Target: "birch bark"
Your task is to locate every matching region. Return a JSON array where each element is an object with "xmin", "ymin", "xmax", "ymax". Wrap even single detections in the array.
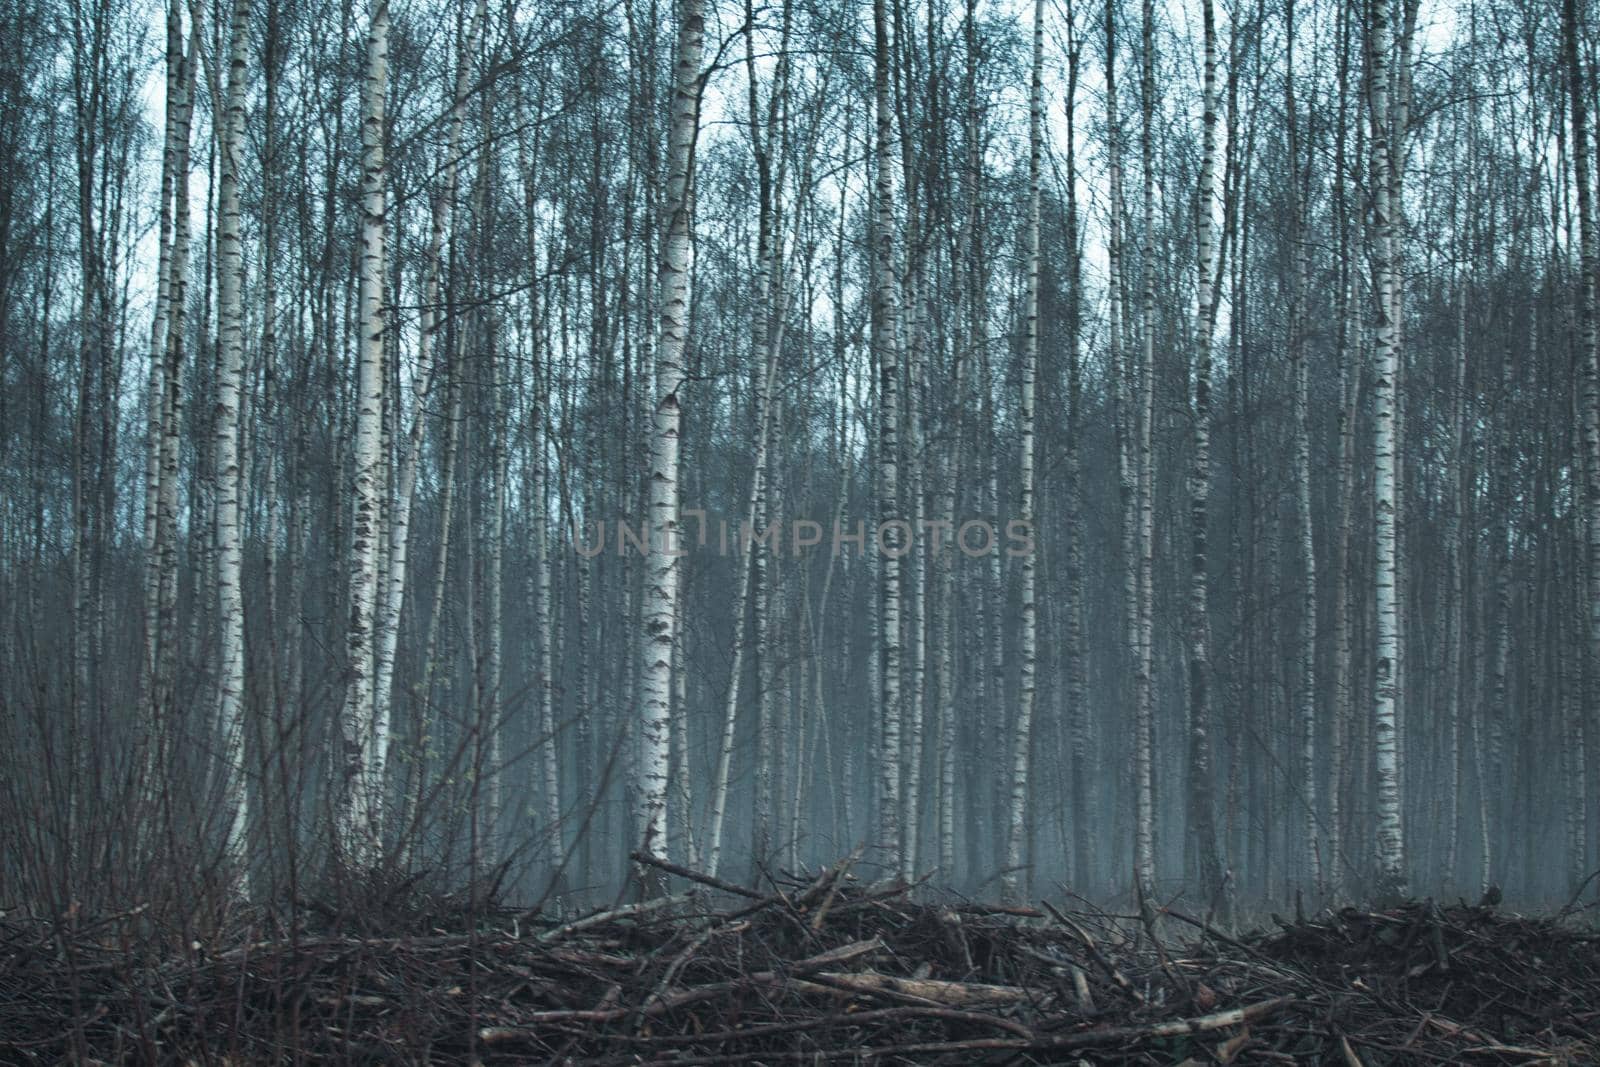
[
  {"xmin": 339, "ymin": 0, "xmax": 389, "ymax": 863},
  {"xmin": 1002, "ymin": 0, "xmax": 1042, "ymax": 905},
  {"xmin": 637, "ymin": 0, "xmax": 703, "ymax": 890},
  {"xmin": 213, "ymin": 0, "xmax": 254, "ymax": 886},
  {"xmin": 1564, "ymin": 0, "xmax": 1600, "ymax": 900},
  {"xmin": 371, "ymin": 0, "xmax": 485, "ymax": 770},
  {"xmin": 872, "ymin": 0, "xmax": 904, "ymax": 877},
  {"xmin": 1370, "ymin": 0, "xmax": 1406, "ymax": 894},
  {"xmin": 142, "ymin": 0, "xmax": 183, "ymax": 695},
  {"xmin": 1187, "ymin": 0, "xmax": 1225, "ymax": 902},
  {"xmin": 1284, "ymin": 0, "xmax": 1319, "ymax": 892},
  {"xmin": 1132, "ymin": 0, "xmax": 1157, "ymax": 900}
]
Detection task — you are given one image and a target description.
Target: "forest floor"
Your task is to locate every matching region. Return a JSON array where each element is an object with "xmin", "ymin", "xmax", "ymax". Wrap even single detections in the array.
[{"xmin": 3, "ymin": 854, "xmax": 1598, "ymax": 1064}]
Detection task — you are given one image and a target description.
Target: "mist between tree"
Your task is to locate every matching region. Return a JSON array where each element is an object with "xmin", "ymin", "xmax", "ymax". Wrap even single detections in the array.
[
  {"xmin": 569, "ymin": 514, "xmax": 1036, "ymax": 558},
  {"xmin": 6, "ymin": 0, "xmax": 1600, "ymax": 978}
]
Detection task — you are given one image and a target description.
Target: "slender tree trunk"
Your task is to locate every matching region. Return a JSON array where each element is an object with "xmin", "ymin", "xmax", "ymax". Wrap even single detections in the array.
[
  {"xmin": 1186, "ymin": 0, "xmax": 1225, "ymax": 905},
  {"xmin": 1131, "ymin": 0, "xmax": 1157, "ymax": 901},
  {"xmin": 1370, "ymin": 0, "xmax": 1405, "ymax": 893},
  {"xmin": 1001, "ymin": 0, "xmax": 1043, "ymax": 906},
  {"xmin": 373, "ymin": 0, "xmax": 484, "ymax": 775},
  {"xmin": 485, "ymin": 313, "xmax": 506, "ymax": 859},
  {"xmin": 1326, "ymin": 0, "xmax": 1355, "ymax": 898},
  {"xmin": 151, "ymin": 3, "xmax": 191, "ymax": 742},
  {"xmin": 1377, "ymin": 0, "xmax": 1414, "ymax": 861},
  {"xmin": 259, "ymin": 0, "xmax": 284, "ymax": 777},
  {"xmin": 1060, "ymin": 21, "xmax": 1090, "ymax": 890},
  {"xmin": 210, "ymin": 0, "xmax": 254, "ymax": 890},
  {"xmin": 872, "ymin": 0, "xmax": 904, "ymax": 878},
  {"xmin": 705, "ymin": 198, "xmax": 782, "ymax": 880},
  {"xmin": 1487, "ymin": 307, "xmax": 1517, "ymax": 893},
  {"xmin": 637, "ymin": 0, "xmax": 703, "ymax": 892},
  {"xmin": 339, "ymin": 0, "xmax": 389, "ymax": 863},
  {"xmin": 403, "ymin": 349, "xmax": 462, "ymax": 862},
  {"xmin": 1283, "ymin": 0, "xmax": 1319, "ymax": 894},
  {"xmin": 1107, "ymin": 0, "xmax": 1135, "ymax": 744},
  {"xmin": 1442, "ymin": 275, "xmax": 1468, "ymax": 886},
  {"xmin": 670, "ymin": 559, "xmax": 694, "ymax": 866},
  {"xmin": 531, "ymin": 273, "xmax": 561, "ymax": 869},
  {"xmin": 1565, "ymin": 0, "xmax": 1600, "ymax": 900},
  {"xmin": 902, "ymin": 314, "xmax": 927, "ymax": 885},
  {"xmin": 142, "ymin": 0, "xmax": 183, "ymax": 698}
]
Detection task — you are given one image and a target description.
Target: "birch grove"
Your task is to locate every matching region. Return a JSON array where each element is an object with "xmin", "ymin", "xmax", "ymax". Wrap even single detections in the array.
[{"xmin": 2, "ymin": 0, "xmax": 1599, "ymax": 919}]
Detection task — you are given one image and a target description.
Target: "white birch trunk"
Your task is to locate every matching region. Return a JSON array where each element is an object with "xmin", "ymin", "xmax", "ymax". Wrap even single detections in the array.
[
  {"xmin": 372, "ymin": 0, "xmax": 485, "ymax": 758},
  {"xmin": 637, "ymin": 0, "xmax": 703, "ymax": 888},
  {"xmin": 1327, "ymin": 19, "xmax": 1357, "ymax": 893},
  {"xmin": 752, "ymin": 398, "xmax": 775, "ymax": 874},
  {"xmin": 933, "ymin": 215, "xmax": 969, "ymax": 878},
  {"xmin": 902, "ymin": 295, "xmax": 927, "ymax": 885},
  {"xmin": 1187, "ymin": 0, "xmax": 1225, "ymax": 902},
  {"xmin": 512, "ymin": 80, "xmax": 561, "ymax": 864},
  {"xmin": 142, "ymin": 0, "xmax": 183, "ymax": 694},
  {"xmin": 670, "ymin": 568, "xmax": 694, "ymax": 867},
  {"xmin": 1370, "ymin": 0, "xmax": 1405, "ymax": 893},
  {"xmin": 1565, "ymin": 0, "xmax": 1600, "ymax": 900},
  {"xmin": 485, "ymin": 316, "xmax": 507, "ymax": 856},
  {"xmin": 339, "ymin": 0, "xmax": 389, "ymax": 863},
  {"xmin": 532, "ymin": 331, "xmax": 561, "ymax": 859},
  {"xmin": 1486, "ymin": 307, "xmax": 1518, "ymax": 893},
  {"xmin": 872, "ymin": 0, "xmax": 904, "ymax": 878},
  {"xmin": 1061, "ymin": 29, "xmax": 1090, "ymax": 887},
  {"xmin": 1132, "ymin": 0, "xmax": 1157, "ymax": 901},
  {"xmin": 1002, "ymin": 0, "xmax": 1043, "ymax": 905},
  {"xmin": 155, "ymin": 42, "xmax": 194, "ymax": 733},
  {"xmin": 1284, "ymin": 0, "xmax": 1318, "ymax": 892},
  {"xmin": 213, "ymin": 0, "xmax": 254, "ymax": 890},
  {"xmin": 1442, "ymin": 277, "xmax": 1468, "ymax": 885}
]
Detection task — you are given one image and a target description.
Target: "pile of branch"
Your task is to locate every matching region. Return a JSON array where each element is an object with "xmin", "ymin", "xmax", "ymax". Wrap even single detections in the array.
[
  {"xmin": 2, "ymin": 859, "xmax": 1596, "ymax": 1064},
  {"xmin": 1240, "ymin": 898, "xmax": 1600, "ymax": 1064}
]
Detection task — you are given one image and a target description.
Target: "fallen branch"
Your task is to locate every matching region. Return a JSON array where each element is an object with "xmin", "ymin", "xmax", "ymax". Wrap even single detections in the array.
[
  {"xmin": 532, "ymin": 891, "xmax": 693, "ymax": 943},
  {"xmin": 1043, "ymin": 900, "xmax": 1144, "ymax": 1004},
  {"xmin": 1036, "ymin": 994, "xmax": 1298, "ymax": 1049},
  {"xmin": 805, "ymin": 969, "xmax": 1040, "ymax": 1007},
  {"xmin": 478, "ymin": 937, "xmax": 886, "ymax": 1038},
  {"xmin": 627, "ymin": 1004, "xmax": 1037, "ymax": 1045},
  {"xmin": 629, "ymin": 851, "xmax": 766, "ymax": 900}
]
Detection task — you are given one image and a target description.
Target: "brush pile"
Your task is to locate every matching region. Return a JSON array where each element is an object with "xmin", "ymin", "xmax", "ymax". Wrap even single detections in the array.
[{"xmin": 3, "ymin": 855, "xmax": 1598, "ymax": 1064}]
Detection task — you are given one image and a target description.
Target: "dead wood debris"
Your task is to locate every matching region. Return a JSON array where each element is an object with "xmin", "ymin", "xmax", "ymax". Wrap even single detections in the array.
[{"xmin": 2, "ymin": 865, "xmax": 1597, "ymax": 1064}]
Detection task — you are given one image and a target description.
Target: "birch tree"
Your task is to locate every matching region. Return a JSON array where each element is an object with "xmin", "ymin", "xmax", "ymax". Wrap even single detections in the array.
[
  {"xmin": 1563, "ymin": 0, "xmax": 1600, "ymax": 902},
  {"xmin": 1002, "ymin": 0, "xmax": 1043, "ymax": 906},
  {"xmin": 872, "ymin": 0, "xmax": 904, "ymax": 878},
  {"xmin": 142, "ymin": 0, "xmax": 183, "ymax": 698},
  {"xmin": 1284, "ymin": 0, "xmax": 1318, "ymax": 893},
  {"xmin": 339, "ymin": 0, "xmax": 389, "ymax": 863},
  {"xmin": 515, "ymin": 73, "xmax": 562, "ymax": 867},
  {"xmin": 145, "ymin": 0, "xmax": 192, "ymax": 735},
  {"xmin": 637, "ymin": 0, "xmax": 704, "ymax": 893},
  {"xmin": 211, "ymin": 0, "xmax": 254, "ymax": 887},
  {"xmin": 1186, "ymin": 0, "xmax": 1225, "ymax": 903},
  {"xmin": 1370, "ymin": 0, "xmax": 1406, "ymax": 895},
  {"xmin": 1060, "ymin": 7, "xmax": 1091, "ymax": 888},
  {"xmin": 372, "ymin": 0, "xmax": 486, "ymax": 761},
  {"xmin": 1132, "ymin": 0, "xmax": 1157, "ymax": 901}
]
